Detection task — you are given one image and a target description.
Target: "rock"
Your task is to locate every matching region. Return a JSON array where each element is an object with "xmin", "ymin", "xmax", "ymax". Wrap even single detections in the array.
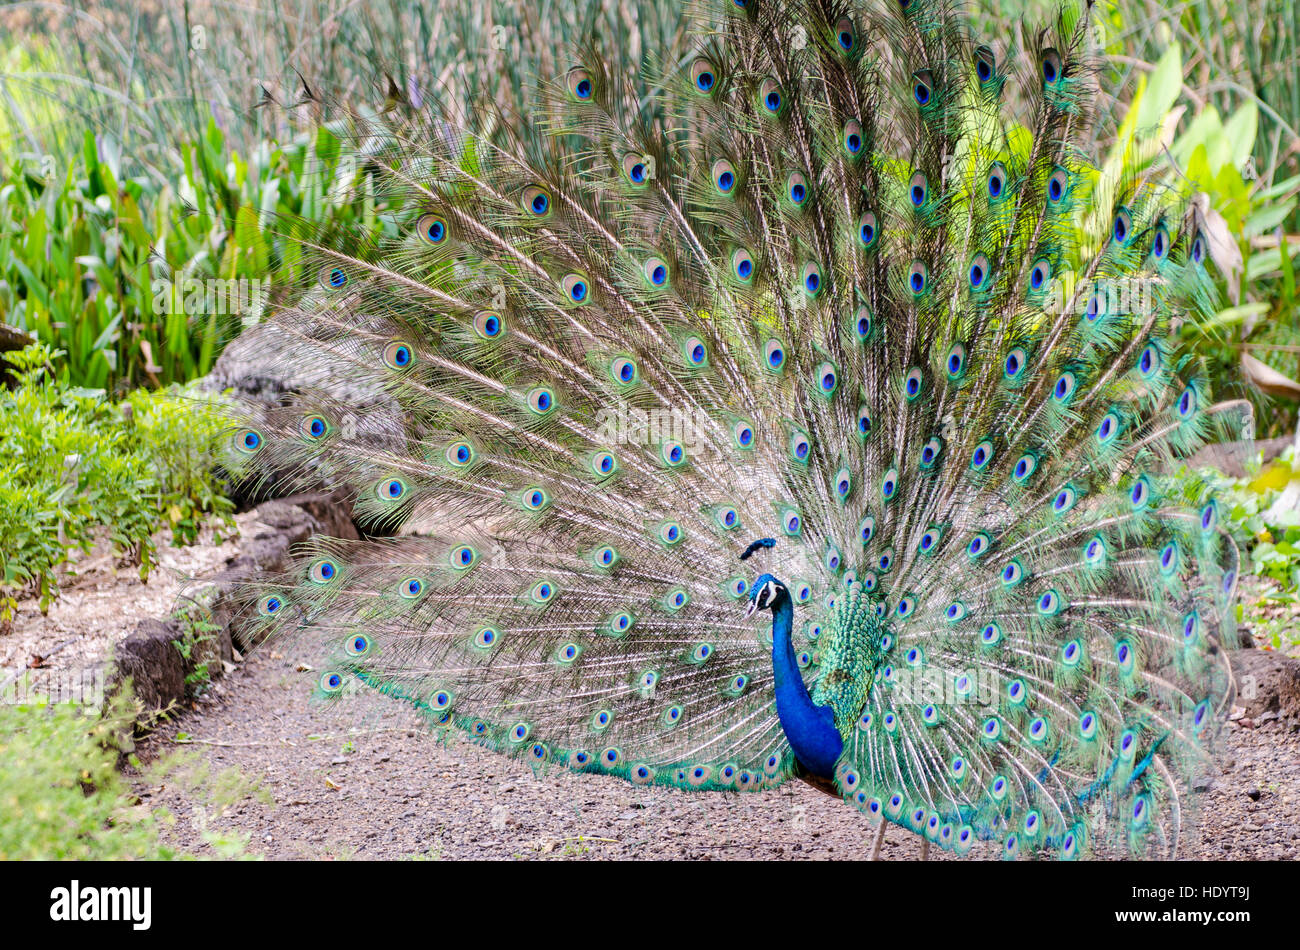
[
  {"xmin": 1247, "ymin": 787, "xmax": 1262, "ymax": 801},
  {"xmin": 0, "ymin": 323, "xmax": 34, "ymax": 388},
  {"xmin": 1184, "ymin": 435, "xmax": 1294, "ymax": 479},
  {"xmin": 112, "ymin": 618, "xmax": 187, "ymax": 715},
  {"xmin": 1230, "ymin": 649, "xmax": 1300, "ymax": 719},
  {"xmin": 201, "ymin": 321, "xmax": 405, "ymax": 508}
]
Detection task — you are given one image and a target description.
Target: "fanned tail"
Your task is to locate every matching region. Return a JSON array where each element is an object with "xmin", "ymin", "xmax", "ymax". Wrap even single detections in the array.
[{"xmin": 220, "ymin": 0, "xmax": 1245, "ymax": 859}]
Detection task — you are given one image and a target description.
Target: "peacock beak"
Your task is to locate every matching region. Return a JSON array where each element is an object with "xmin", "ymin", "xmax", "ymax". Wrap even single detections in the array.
[{"xmin": 743, "ymin": 601, "xmax": 758, "ymax": 620}]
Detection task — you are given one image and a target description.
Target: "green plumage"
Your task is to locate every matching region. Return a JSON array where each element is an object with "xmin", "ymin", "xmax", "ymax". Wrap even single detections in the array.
[{"xmin": 225, "ymin": 0, "xmax": 1245, "ymax": 859}]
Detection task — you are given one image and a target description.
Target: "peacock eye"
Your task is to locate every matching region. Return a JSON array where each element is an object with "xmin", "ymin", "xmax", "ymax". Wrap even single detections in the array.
[
  {"xmin": 375, "ymin": 478, "xmax": 407, "ymax": 501},
  {"xmin": 382, "ymin": 340, "xmax": 414, "ymax": 370},
  {"xmin": 1052, "ymin": 371, "xmax": 1078, "ymax": 403},
  {"xmin": 912, "ymin": 70, "xmax": 934, "ymax": 106},
  {"xmin": 1191, "ymin": 231, "xmax": 1207, "ymax": 264},
  {"xmin": 786, "ymin": 171, "xmax": 810, "ymax": 206},
  {"xmin": 683, "ymin": 336, "xmax": 708, "ymax": 366},
  {"xmin": 919, "ymin": 436, "xmax": 943, "ymax": 469},
  {"xmin": 1041, "ymin": 48, "xmax": 1063, "ymax": 85},
  {"xmin": 473, "ymin": 310, "xmax": 504, "ymax": 340},
  {"xmin": 521, "ymin": 184, "xmax": 552, "ymax": 217},
  {"xmin": 764, "ymin": 338, "xmax": 787, "ymax": 371},
  {"xmin": 1029, "ymin": 259, "xmax": 1050, "ymax": 292},
  {"xmin": 1046, "ymin": 167, "xmax": 1068, "ymax": 205},
  {"xmin": 814, "ymin": 361, "xmax": 838, "ymax": 395},
  {"xmin": 416, "ymin": 213, "xmax": 448, "ymax": 245},
  {"xmin": 970, "ymin": 440, "xmax": 994, "ymax": 471},
  {"xmin": 1200, "ymin": 500, "xmax": 1219, "ymax": 533},
  {"xmin": 903, "ymin": 366, "xmax": 924, "ymax": 399},
  {"xmin": 1096, "ymin": 411, "xmax": 1121, "ymax": 444},
  {"xmin": 565, "ymin": 67, "xmax": 594, "ymax": 101},
  {"xmin": 689, "ymin": 58, "xmax": 717, "ymax": 94},
  {"xmin": 975, "ymin": 45, "xmax": 996, "ymax": 83},
  {"xmin": 1152, "ymin": 225, "xmax": 1169, "ymax": 260},
  {"xmin": 561, "ymin": 272, "xmax": 589, "ymax": 304},
  {"xmin": 834, "ymin": 17, "xmax": 856, "ymax": 52},
  {"xmin": 909, "ymin": 170, "xmax": 928, "ymax": 208},
  {"xmin": 731, "ymin": 248, "xmax": 756, "ymax": 283},
  {"xmin": 1012, "ymin": 453, "xmax": 1037, "ymax": 483},
  {"xmin": 882, "ymin": 469, "xmax": 898, "ymax": 503},
  {"xmin": 526, "ymin": 386, "xmax": 556, "ymax": 414},
  {"xmin": 842, "ymin": 119, "xmax": 864, "ymax": 157},
  {"xmin": 712, "ymin": 159, "xmax": 737, "ymax": 195},
  {"xmin": 857, "ymin": 404, "xmax": 872, "ymax": 436},
  {"xmin": 944, "ymin": 342, "xmax": 966, "ymax": 380},
  {"xmin": 622, "ymin": 153, "xmax": 652, "ymax": 186},
  {"xmin": 236, "ymin": 428, "xmax": 263, "ymax": 454},
  {"xmin": 1051, "ymin": 485, "xmax": 1077, "ymax": 514},
  {"xmin": 907, "ymin": 260, "xmax": 929, "ymax": 295},
  {"xmin": 801, "ymin": 260, "xmax": 824, "ymax": 297},
  {"xmin": 857, "ymin": 211, "xmax": 878, "ymax": 249},
  {"xmin": 609, "ymin": 356, "xmax": 638, "ymax": 385},
  {"xmin": 987, "ymin": 162, "xmax": 1007, "ymax": 200},
  {"xmin": 308, "ymin": 558, "xmax": 339, "ymax": 584},
  {"xmin": 1129, "ymin": 475, "xmax": 1152, "ymax": 509},
  {"xmin": 642, "ymin": 256, "xmax": 670, "ymax": 288},
  {"xmin": 450, "ymin": 545, "xmax": 479, "ymax": 569},
  {"xmin": 1003, "ymin": 346, "xmax": 1027, "ymax": 380},
  {"xmin": 320, "ymin": 265, "xmax": 348, "ymax": 289},
  {"xmin": 968, "ymin": 253, "xmax": 991, "ymax": 290},
  {"xmin": 320, "ymin": 672, "xmax": 345, "ymax": 693},
  {"xmin": 758, "ymin": 78, "xmax": 784, "ymax": 116},
  {"xmin": 1112, "ymin": 207, "xmax": 1132, "ymax": 245}
]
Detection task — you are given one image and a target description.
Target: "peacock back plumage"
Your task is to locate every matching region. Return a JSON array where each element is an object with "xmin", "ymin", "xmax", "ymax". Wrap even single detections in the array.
[{"xmin": 227, "ymin": 0, "xmax": 1248, "ymax": 859}]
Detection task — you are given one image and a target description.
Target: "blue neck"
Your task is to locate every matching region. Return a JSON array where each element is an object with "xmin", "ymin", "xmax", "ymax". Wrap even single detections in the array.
[{"xmin": 770, "ymin": 590, "xmax": 843, "ymax": 779}]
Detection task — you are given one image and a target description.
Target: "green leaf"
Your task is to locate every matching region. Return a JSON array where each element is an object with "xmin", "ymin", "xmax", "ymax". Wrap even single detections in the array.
[{"xmin": 1136, "ymin": 42, "xmax": 1182, "ymax": 133}]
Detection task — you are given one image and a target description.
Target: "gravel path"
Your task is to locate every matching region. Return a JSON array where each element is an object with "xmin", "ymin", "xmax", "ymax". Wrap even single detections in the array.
[{"xmin": 132, "ymin": 645, "xmax": 1300, "ymax": 861}]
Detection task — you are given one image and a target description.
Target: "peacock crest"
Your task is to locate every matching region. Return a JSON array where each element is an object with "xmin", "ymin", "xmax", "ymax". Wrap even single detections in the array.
[{"xmin": 224, "ymin": 0, "xmax": 1247, "ymax": 859}]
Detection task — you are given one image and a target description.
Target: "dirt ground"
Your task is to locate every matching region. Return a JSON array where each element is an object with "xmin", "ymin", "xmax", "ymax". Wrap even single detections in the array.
[
  {"xmin": 8, "ymin": 515, "xmax": 1297, "ymax": 860},
  {"xmin": 129, "ymin": 644, "xmax": 1300, "ymax": 861}
]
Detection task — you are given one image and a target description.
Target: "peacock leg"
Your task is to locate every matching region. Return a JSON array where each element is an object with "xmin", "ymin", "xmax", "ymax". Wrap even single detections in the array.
[
  {"xmin": 919, "ymin": 837, "xmax": 930, "ymax": 862},
  {"xmin": 868, "ymin": 820, "xmax": 886, "ymax": 861}
]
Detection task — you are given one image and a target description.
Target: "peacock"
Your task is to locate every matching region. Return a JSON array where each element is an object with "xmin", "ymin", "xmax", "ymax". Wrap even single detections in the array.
[{"xmin": 223, "ymin": 0, "xmax": 1252, "ymax": 860}]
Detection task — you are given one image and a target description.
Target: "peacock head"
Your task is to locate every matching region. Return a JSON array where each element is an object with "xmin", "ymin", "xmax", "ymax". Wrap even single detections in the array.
[{"xmin": 745, "ymin": 573, "xmax": 788, "ymax": 619}]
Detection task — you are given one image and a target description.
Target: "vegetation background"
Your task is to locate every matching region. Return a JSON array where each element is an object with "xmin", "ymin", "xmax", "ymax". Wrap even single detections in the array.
[{"xmin": 0, "ymin": 0, "xmax": 1297, "ymax": 857}]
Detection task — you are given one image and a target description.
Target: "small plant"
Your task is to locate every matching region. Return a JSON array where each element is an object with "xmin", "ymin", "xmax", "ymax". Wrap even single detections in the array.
[
  {"xmin": 0, "ymin": 341, "xmax": 234, "ymax": 613},
  {"xmin": 0, "ymin": 686, "xmax": 178, "ymax": 859},
  {"xmin": 1201, "ymin": 445, "xmax": 1300, "ymax": 651}
]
